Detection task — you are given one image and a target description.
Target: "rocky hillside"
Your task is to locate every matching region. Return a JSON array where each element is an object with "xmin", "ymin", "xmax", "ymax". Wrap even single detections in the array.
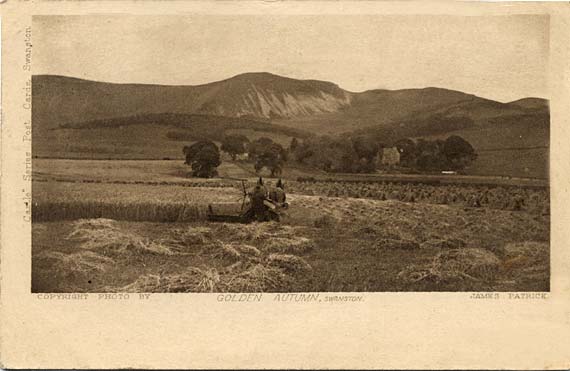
[{"xmin": 32, "ymin": 73, "xmax": 351, "ymax": 129}]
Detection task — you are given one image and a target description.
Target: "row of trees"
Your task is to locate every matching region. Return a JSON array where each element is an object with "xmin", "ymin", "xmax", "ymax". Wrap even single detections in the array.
[
  {"xmin": 183, "ymin": 135, "xmax": 287, "ymax": 178},
  {"xmin": 291, "ymin": 134, "xmax": 477, "ymax": 173},
  {"xmin": 183, "ymin": 133, "xmax": 477, "ymax": 178},
  {"xmin": 394, "ymin": 136, "xmax": 477, "ymax": 171},
  {"xmin": 292, "ymin": 135, "xmax": 380, "ymax": 173}
]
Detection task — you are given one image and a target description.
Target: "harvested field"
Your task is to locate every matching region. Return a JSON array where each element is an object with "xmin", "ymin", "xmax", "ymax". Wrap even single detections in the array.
[{"xmin": 32, "ymin": 184, "xmax": 550, "ymax": 292}]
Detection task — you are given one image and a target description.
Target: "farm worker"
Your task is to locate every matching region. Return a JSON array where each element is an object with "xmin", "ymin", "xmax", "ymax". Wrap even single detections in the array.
[
  {"xmin": 250, "ymin": 178, "xmax": 270, "ymax": 221},
  {"xmin": 269, "ymin": 178, "xmax": 287, "ymax": 205},
  {"xmin": 256, "ymin": 177, "xmax": 268, "ymax": 197}
]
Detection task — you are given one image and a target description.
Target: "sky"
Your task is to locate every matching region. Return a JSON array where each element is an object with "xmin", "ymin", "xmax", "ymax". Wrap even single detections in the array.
[{"xmin": 33, "ymin": 14, "xmax": 549, "ymax": 102}]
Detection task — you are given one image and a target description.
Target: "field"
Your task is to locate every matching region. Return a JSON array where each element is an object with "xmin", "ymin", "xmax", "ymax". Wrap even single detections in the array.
[
  {"xmin": 32, "ymin": 159, "xmax": 550, "ymax": 293},
  {"xmin": 32, "ymin": 158, "xmax": 331, "ymax": 185},
  {"xmin": 418, "ymin": 123, "xmax": 549, "ymax": 179},
  {"xmin": 33, "ymin": 191, "xmax": 549, "ymax": 292}
]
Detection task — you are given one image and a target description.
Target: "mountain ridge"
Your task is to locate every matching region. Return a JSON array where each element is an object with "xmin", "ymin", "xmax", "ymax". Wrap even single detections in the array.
[{"xmin": 34, "ymin": 72, "xmax": 541, "ymax": 132}]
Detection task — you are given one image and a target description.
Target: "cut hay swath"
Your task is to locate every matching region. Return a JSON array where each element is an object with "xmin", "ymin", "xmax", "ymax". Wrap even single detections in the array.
[
  {"xmin": 35, "ymin": 250, "xmax": 115, "ymax": 275},
  {"xmin": 115, "ymin": 267, "xmax": 222, "ymax": 293},
  {"xmin": 375, "ymin": 238, "xmax": 420, "ymax": 250},
  {"xmin": 264, "ymin": 236, "xmax": 315, "ymax": 253},
  {"xmin": 115, "ymin": 256, "xmax": 310, "ymax": 293},
  {"xmin": 227, "ymin": 263, "xmax": 291, "ymax": 292},
  {"xmin": 398, "ymin": 248, "xmax": 501, "ymax": 283},
  {"xmin": 67, "ymin": 219, "xmax": 177, "ymax": 255},
  {"xmin": 266, "ymin": 253, "xmax": 312, "ymax": 273},
  {"xmin": 501, "ymin": 241, "xmax": 549, "ymax": 281}
]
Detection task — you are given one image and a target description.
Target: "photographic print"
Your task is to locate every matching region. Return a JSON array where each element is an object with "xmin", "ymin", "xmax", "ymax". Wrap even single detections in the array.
[{"xmin": 31, "ymin": 14, "xmax": 550, "ymax": 293}]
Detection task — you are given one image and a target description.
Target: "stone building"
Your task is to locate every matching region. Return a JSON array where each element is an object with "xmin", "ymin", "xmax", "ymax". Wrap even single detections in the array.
[{"xmin": 381, "ymin": 147, "xmax": 400, "ymax": 166}]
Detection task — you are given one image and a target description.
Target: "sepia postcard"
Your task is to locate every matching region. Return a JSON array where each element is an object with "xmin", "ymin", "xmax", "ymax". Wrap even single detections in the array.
[{"xmin": 1, "ymin": 1, "xmax": 569, "ymax": 369}]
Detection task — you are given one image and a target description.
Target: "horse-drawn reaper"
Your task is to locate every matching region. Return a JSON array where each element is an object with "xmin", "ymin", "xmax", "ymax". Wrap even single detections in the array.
[{"xmin": 207, "ymin": 177, "xmax": 288, "ymax": 223}]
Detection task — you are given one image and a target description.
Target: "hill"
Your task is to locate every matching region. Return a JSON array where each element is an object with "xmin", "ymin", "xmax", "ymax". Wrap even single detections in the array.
[
  {"xmin": 508, "ymin": 97, "xmax": 549, "ymax": 111},
  {"xmin": 32, "ymin": 73, "xmax": 549, "ymax": 178},
  {"xmin": 33, "ymin": 73, "xmax": 543, "ymax": 136},
  {"xmin": 32, "ymin": 73, "xmax": 351, "ymax": 130},
  {"xmin": 33, "ymin": 113, "xmax": 311, "ymax": 159}
]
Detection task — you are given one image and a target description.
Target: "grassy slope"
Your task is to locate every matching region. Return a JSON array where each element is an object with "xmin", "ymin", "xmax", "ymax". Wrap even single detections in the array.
[
  {"xmin": 33, "ymin": 115, "xmax": 309, "ymax": 160},
  {"xmin": 418, "ymin": 121, "xmax": 549, "ymax": 178}
]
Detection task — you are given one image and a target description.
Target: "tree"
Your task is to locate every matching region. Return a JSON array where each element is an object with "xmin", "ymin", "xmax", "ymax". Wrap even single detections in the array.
[
  {"xmin": 221, "ymin": 134, "xmax": 249, "ymax": 160},
  {"xmin": 250, "ymin": 138, "xmax": 287, "ymax": 177},
  {"xmin": 293, "ymin": 139, "xmax": 315, "ymax": 164},
  {"xmin": 352, "ymin": 135, "xmax": 379, "ymax": 161},
  {"xmin": 443, "ymin": 135, "xmax": 477, "ymax": 170},
  {"xmin": 351, "ymin": 135, "xmax": 379, "ymax": 172},
  {"xmin": 415, "ymin": 139, "xmax": 447, "ymax": 171},
  {"xmin": 248, "ymin": 137, "xmax": 274, "ymax": 161},
  {"xmin": 183, "ymin": 141, "xmax": 221, "ymax": 178},
  {"xmin": 183, "ymin": 141, "xmax": 218, "ymax": 165}
]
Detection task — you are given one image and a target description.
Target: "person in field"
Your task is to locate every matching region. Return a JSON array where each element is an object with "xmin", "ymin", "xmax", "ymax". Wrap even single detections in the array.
[
  {"xmin": 247, "ymin": 177, "xmax": 271, "ymax": 222},
  {"xmin": 268, "ymin": 178, "xmax": 287, "ymax": 206}
]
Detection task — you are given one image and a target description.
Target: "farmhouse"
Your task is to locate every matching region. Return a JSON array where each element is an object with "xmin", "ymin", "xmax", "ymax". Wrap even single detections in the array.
[{"xmin": 381, "ymin": 147, "xmax": 400, "ymax": 166}]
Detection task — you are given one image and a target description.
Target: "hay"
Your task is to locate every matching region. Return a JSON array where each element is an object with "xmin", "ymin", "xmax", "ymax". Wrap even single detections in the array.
[
  {"xmin": 118, "ymin": 267, "xmax": 221, "ymax": 293},
  {"xmin": 67, "ymin": 218, "xmax": 176, "ymax": 255},
  {"xmin": 399, "ymin": 248, "xmax": 500, "ymax": 283},
  {"xmin": 313, "ymin": 215, "xmax": 338, "ymax": 228},
  {"xmin": 267, "ymin": 253, "xmax": 312, "ymax": 273},
  {"xmin": 502, "ymin": 242, "xmax": 549, "ymax": 281},
  {"xmin": 160, "ymin": 226, "xmax": 212, "ymax": 248},
  {"xmin": 218, "ymin": 222, "xmax": 309, "ymax": 243},
  {"xmin": 264, "ymin": 236, "xmax": 315, "ymax": 254},
  {"xmin": 119, "ymin": 263, "xmax": 293, "ymax": 293},
  {"xmin": 220, "ymin": 243, "xmax": 243, "ymax": 260},
  {"xmin": 356, "ymin": 224, "xmax": 404, "ymax": 240},
  {"xmin": 376, "ymin": 238, "xmax": 420, "ymax": 250},
  {"xmin": 218, "ymin": 222, "xmax": 279, "ymax": 241},
  {"xmin": 422, "ymin": 238, "xmax": 467, "ymax": 249},
  {"xmin": 235, "ymin": 244, "xmax": 262, "ymax": 257},
  {"xmin": 35, "ymin": 250, "xmax": 114, "ymax": 276},
  {"xmin": 227, "ymin": 264, "xmax": 291, "ymax": 292},
  {"xmin": 504, "ymin": 241, "xmax": 548, "ymax": 259},
  {"xmin": 116, "ymin": 274, "xmax": 162, "ymax": 292},
  {"xmin": 211, "ymin": 242, "xmax": 261, "ymax": 261}
]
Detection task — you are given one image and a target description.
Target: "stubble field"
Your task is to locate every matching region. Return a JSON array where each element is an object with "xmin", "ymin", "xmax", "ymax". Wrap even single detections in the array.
[{"xmin": 32, "ymin": 164, "xmax": 550, "ymax": 292}]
